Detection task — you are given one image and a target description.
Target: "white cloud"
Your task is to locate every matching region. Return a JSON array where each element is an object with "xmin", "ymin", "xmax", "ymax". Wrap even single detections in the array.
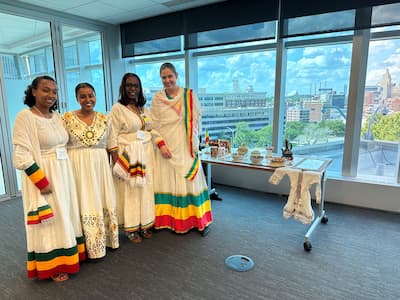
[{"xmin": 298, "ymin": 55, "xmax": 327, "ymax": 67}]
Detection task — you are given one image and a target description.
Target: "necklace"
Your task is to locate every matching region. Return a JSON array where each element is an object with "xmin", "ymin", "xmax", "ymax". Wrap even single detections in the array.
[{"xmin": 32, "ymin": 105, "xmax": 52, "ymax": 118}]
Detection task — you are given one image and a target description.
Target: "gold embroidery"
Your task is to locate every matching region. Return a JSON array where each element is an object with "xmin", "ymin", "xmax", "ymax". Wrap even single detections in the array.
[{"xmin": 64, "ymin": 111, "xmax": 108, "ymax": 146}]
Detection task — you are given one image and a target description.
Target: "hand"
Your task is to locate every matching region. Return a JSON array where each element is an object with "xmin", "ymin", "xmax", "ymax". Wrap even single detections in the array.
[
  {"xmin": 160, "ymin": 145, "xmax": 172, "ymax": 159},
  {"xmin": 111, "ymin": 151, "xmax": 119, "ymax": 164},
  {"xmin": 40, "ymin": 185, "xmax": 52, "ymax": 195}
]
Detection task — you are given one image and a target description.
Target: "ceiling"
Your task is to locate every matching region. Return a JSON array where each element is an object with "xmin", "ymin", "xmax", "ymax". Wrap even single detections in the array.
[
  {"xmin": 15, "ymin": 0, "xmax": 225, "ymax": 25},
  {"xmin": 0, "ymin": 0, "xmax": 224, "ymax": 54}
]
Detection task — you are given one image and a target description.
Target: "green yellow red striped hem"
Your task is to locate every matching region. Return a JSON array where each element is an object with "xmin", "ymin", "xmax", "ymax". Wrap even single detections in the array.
[
  {"xmin": 155, "ymin": 200, "xmax": 212, "ymax": 220},
  {"xmin": 155, "ymin": 211, "xmax": 212, "ymax": 233},
  {"xmin": 27, "ymin": 236, "xmax": 86, "ymax": 279},
  {"xmin": 155, "ymin": 189, "xmax": 209, "ymax": 208}
]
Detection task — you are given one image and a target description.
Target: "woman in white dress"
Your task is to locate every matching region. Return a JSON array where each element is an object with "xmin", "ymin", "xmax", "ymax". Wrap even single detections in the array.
[
  {"xmin": 13, "ymin": 76, "xmax": 86, "ymax": 282},
  {"xmin": 109, "ymin": 73, "xmax": 163, "ymax": 243},
  {"xmin": 150, "ymin": 62, "xmax": 213, "ymax": 236},
  {"xmin": 63, "ymin": 82, "xmax": 119, "ymax": 259}
]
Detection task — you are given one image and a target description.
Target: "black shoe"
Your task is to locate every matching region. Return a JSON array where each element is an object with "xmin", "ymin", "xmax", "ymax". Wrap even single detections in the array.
[
  {"xmin": 200, "ymin": 226, "xmax": 210, "ymax": 237},
  {"xmin": 210, "ymin": 192, "xmax": 222, "ymax": 201}
]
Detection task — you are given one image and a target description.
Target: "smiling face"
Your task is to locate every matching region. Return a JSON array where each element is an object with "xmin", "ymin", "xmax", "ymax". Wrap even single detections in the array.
[
  {"xmin": 76, "ymin": 86, "xmax": 96, "ymax": 113},
  {"xmin": 160, "ymin": 67, "xmax": 178, "ymax": 91},
  {"xmin": 32, "ymin": 79, "xmax": 57, "ymax": 110},
  {"xmin": 125, "ymin": 75, "xmax": 141, "ymax": 103}
]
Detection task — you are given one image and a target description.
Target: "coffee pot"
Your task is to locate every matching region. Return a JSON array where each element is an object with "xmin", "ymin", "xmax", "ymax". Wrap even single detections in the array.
[{"xmin": 281, "ymin": 139, "xmax": 293, "ymax": 160}]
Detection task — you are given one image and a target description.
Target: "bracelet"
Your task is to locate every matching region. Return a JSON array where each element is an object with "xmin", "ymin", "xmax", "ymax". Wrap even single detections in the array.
[{"xmin": 157, "ymin": 140, "xmax": 166, "ymax": 149}]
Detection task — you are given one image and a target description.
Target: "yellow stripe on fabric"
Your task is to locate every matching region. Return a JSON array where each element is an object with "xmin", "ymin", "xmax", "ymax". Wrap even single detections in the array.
[
  {"xmin": 119, "ymin": 155, "xmax": 129, "ymax": 168},
  {"xmin": 184, "ymin": 88, "xmax": 194, "ymax": 158},
  {"xmin": 28, "ymin": 169, "xmax": 45, "ymax": 184},
  {"xmin": 38, "ymin": 208, "xmax": 52, "ymax": 217},
  {"xmin": 185, "ymin": 155, "xmax": 199, "ymax": 180},
  {"xmin": 77, "ymin": 243, "xmax": 85, "ymax": 254},
  {"xmin": 27, "ymin": 215, "xmax": 39, "ymax": 222},
  {"xmin": 156, "ymin": 200, "xmax": 211, "ymax": 220},
  {"xmin": 27, "ymin": 253, "xmax": 79, "ymax": 271}
]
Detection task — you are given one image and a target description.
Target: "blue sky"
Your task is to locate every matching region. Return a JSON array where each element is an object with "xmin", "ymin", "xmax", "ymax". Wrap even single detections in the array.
[{"xmin": 136, "ymin": 38, "xmax": 400, "ymax": 98}]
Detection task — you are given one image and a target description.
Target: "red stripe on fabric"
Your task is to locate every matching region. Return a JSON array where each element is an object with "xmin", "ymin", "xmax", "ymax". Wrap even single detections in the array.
[
  {"xmin": 39, "ymin": 213, "xmax": 54, "ymax": 221},
  {"xmin": 188, "ymin": 89, "xmax": 194, "ymax": 158},
  {"xmin": 157, "ymin": 140, "xmax": 166, "ymax": 148},
  {"xmin": 117, "ymin": 157, "xmax": 130, "ymax": 172},
  {"xmin": 35, "ymin": 177, "xmax": 49, "ymax": 189},
  {"xmin": 30, "ymin": 264, "xmax": 80, "ymax": 280},
  {"xmin": 154, "ymin": 211, "xmax": 212, "ymax": 233},
  {"xmin": 27, "ymin": 219, "xmax": 40, "ymax": 225},
  {"xmin": 79, "ymin": 252, "xmax": 87, "ymax": 262}
]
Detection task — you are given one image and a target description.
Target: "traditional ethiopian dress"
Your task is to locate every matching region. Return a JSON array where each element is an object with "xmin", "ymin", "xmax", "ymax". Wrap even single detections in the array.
[
  {"xmin": 63, "ymin": 111, "xmax": 119, "ymax": 259},
  {"xmin": 13, "ymin": 109, "xmax": 86, "ymax": 279},
  {"xmin": 109, "ymin": 103, "xmax": 156, "ymax": 234},
  {"xmin": 151, "ymin": 87, "xmax": 213, "ymax": 233}
]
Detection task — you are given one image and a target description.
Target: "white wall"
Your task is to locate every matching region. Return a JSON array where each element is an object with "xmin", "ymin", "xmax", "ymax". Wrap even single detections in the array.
[{"xmin": 210, "ymin": 165, "xmax": 400, "ymax": 213}]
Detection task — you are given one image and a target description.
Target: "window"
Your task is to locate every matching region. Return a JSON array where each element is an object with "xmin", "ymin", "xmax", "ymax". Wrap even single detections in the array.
[
  {"xmin": 194, "ymin": 46, "xmax": 276, "ymax": 148},
  {"xmin": 0, "ymin": 13, "xmax": 54, "ymax": 192},
  {"xmin": 357, "ymin": 34, "xmax": 400, "ymax": 183},
  {"xmin": 62, "ymin": 26, "xmax": 106, "ymax": 112},
  {"xmin": 132, "ymin": 59, "xmax": 185, "ymax": 106},
  {"xmin": 284, "ymin": 42, "xmax": 352, "ymax": 176}
]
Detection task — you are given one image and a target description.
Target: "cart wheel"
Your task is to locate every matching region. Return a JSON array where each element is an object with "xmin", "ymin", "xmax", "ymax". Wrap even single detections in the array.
[
  {"xmin": 303, "ymin": 241, "xmax": 312, "ymax": 252},
  {"xmin": 321, "ymin": 216, "xmax": 328, "ymax": 224}
]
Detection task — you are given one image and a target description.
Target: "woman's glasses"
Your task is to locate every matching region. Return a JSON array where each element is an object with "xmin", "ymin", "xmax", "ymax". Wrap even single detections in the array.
[{"xmin": 125, "ymin": 83, "xmax": 140, "ymax": 89}]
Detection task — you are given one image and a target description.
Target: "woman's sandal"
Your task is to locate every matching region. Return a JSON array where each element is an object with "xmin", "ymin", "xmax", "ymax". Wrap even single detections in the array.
[
  {"xmin": 128, "ymin": 232, "xmax": 142, "ymax": 243},
  {"xmin": 51, "ymin": 273, "xmax": 69, "ymax": 282},
  {"xmin": 141, "ymin": 229, "xmax": 152, "ymax": 239}
]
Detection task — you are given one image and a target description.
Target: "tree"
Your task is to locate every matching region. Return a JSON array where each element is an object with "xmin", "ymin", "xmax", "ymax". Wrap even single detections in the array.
[
  {"xmin": 253, "ymin": 125, "xmax": 273, "ymax": 147},
  {"xmin": 326, "ymin": 120, "xmax": 345, "ymax": 136},
  {"xmin": 285, "ymin": 121, "xmax": 305, "ymax": 142},
  {"xmin": 233, "ymin": 122, "xmax": 255, "ymax": 146},
  {"xmin": 361, "ymin": 112, "xmax": 400, "ymax": 141}
]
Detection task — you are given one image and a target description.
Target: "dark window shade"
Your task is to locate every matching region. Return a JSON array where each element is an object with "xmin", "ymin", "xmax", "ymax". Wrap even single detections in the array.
[
  {"xmin": 122, "ymin": 36, "xmax": 182, "ymax": 58},
  {"xmin": 282, "ymin": 10, "xmax": 356, "ymax": 38},
  {"xmin": 184, "ymin": 0, "xmax": 278, "ymax": 34},
  {"xmin": 186, "ymin": 21, "xmax": 276, "ymax": 50},
  {"xmin": 120, "ymin": 12, "xmax": 184, "ymax": 45},
  {"xmin": 281, "ymin": 0, "xmax": 400, "ymax": 19},
  {"xmin": 120, "ymin": 0, "xmax": 278, "ymax": 46}
]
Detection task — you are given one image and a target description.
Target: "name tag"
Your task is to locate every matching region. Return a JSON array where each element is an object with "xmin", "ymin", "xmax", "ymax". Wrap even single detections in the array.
[
  {"xmin": 56, "ymin": 148, "xmax": 68, "ymax": 160},
  {"xmin": 137, "ymin": 130, "xmax": 145, "ymax": 140}
]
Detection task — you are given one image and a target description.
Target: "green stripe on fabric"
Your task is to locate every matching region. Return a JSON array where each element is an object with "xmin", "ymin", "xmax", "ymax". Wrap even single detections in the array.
[
  {"xmin": 185, "ymin": 155, "xmax": 198, "ymax": 179},
  {"xmin": 76, "ymin": 236, "xmax": 85, "ymax": 244},
  {"xmin": 27, "ymin": 210, "xmax": 38, "ymax": 217},
  {"xmin": 155, "ymin": 189, "xmax": 209, "ymax": 208},
  {"xmin": 37, "ymin": 205, "xmax": 51, "ymax": 212},
  {"xmin": 25, "ymin": 163, "xmax": 39, "ymax": 176},
  {"xmin": 28, "ymin": 245, "xmax": 78, "ymax": 261}
]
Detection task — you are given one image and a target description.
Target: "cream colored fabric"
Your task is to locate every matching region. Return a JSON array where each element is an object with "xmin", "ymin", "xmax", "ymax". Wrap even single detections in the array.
[
  {"xmin": 64, "ymin": 111, "xmax": 119, "ymax": 258},
  {"xmin": 150, "ymin": 87, "xmax": 201, "ymax": 177},
  {"xmin": 109, "ymin": 103, "xmax": 155, "ymax": 232},
  {"xmin": 269, "ymin": 167, "xmax": 322, "ymax": 225},
  {"xmin": 13, "ymin": 109, "xmax": 82, "ymax": 254}
]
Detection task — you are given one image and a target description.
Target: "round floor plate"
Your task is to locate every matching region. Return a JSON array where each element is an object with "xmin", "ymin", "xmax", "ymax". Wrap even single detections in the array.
[{"xmin": 225, "ymin": 255, "xmax": 254, "ymax": 272}]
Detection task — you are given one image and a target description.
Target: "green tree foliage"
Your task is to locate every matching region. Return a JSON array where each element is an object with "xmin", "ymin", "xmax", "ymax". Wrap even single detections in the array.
[
  {"xmin": 233, "ymin": 118, "xmax": 346, "ymax": 149},
  {"xmin": 253, "ymin": 125, "xmax": 273, "ymax": 146},
  {"xmin": 285, "ymin": 121, "xmax": 305, "ymax": 141},
  {"xmin": 233, "ymin": 122, "xmax": 255, "ymax": 146},
  {"xmin": 326, "ymin": 120, "xmax": 346, "ymax": 136},
  {"xmin": 361, "ymin": 112, "xmax": 400, "ymax": 141}
]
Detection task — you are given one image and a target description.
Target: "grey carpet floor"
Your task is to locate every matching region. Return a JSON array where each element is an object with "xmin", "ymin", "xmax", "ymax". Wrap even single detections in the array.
[{"xmin": 0, "ymin": 185, "xmax": 399, "ymax": 300}]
